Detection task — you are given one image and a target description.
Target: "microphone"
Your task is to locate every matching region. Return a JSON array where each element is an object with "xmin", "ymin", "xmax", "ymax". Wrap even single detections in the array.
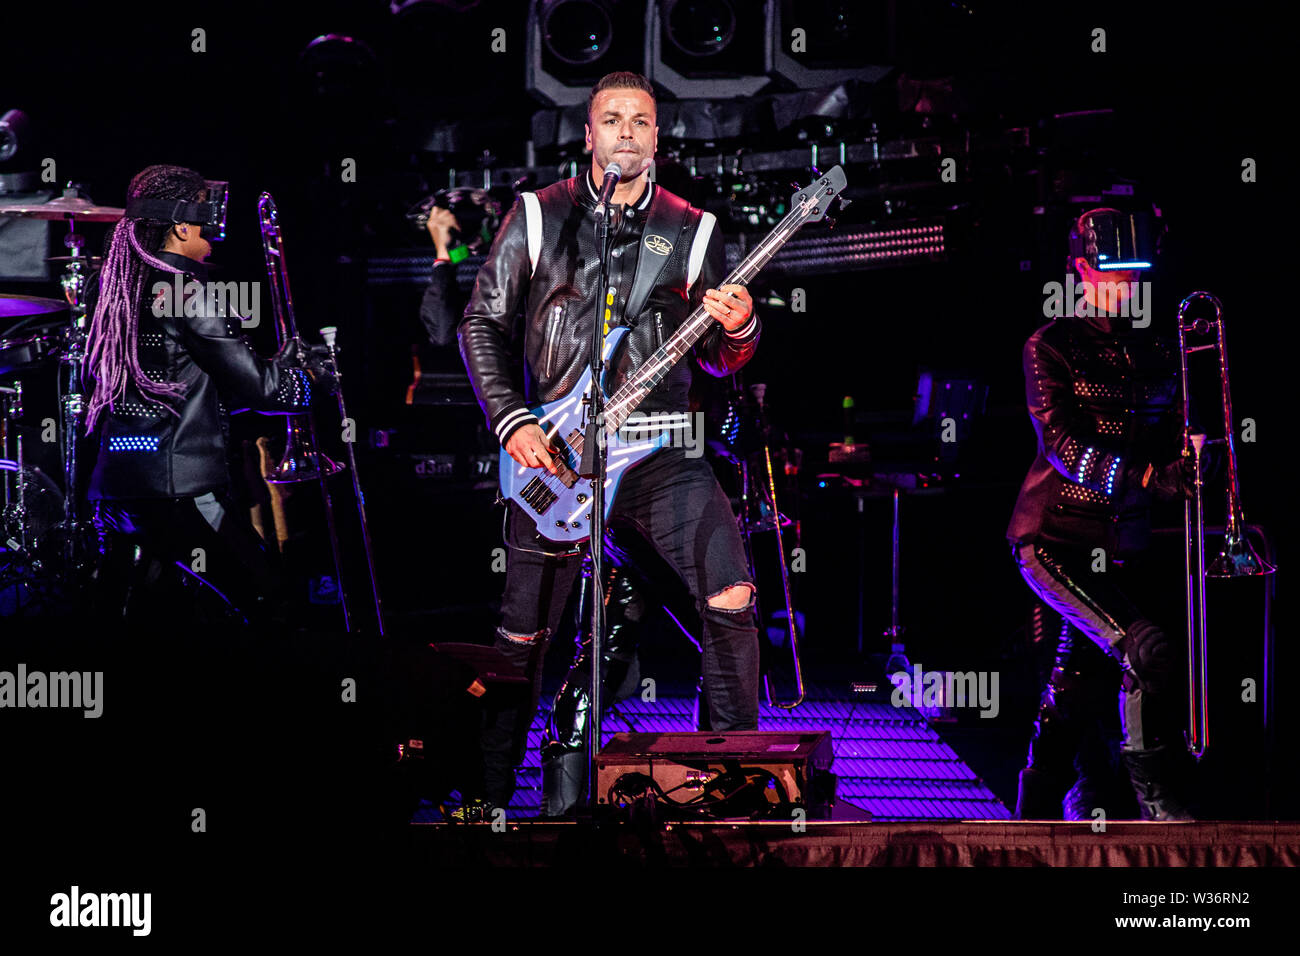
[{"xmin": 594, "ymin": 161, "xmax": 623, "ymax": 217}]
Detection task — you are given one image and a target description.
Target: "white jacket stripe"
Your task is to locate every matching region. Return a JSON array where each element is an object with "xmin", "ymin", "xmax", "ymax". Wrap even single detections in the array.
[
  {"xmin": 521, "ymin": 192, "xmax": 542, "ymax": 278},
  {"xmin": 495, "ymin": 407, "xmax": 536, "ymax": 441},
  {"xmin": 686, "ymin": 210, "xmax": 716, "ymax": 292}
]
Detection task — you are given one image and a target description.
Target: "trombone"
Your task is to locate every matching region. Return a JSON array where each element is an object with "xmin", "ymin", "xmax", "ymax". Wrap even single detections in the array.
[
  {"xmin": 258, "ymin": 193, "xmax": 344, "ymax": 485},
  {"xmin": 1177, "ymin": 291, "xmax": 1274, "ymax": 760},
  {"xmin": 258, "ymin": 192, "xmax": 384, "ymax": 635}
]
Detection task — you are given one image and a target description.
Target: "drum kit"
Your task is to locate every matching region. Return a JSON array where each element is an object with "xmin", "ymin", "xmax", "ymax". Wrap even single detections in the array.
[{"xmin": 1, "ymin": 191, "xmax": 121, "ymax": 606}]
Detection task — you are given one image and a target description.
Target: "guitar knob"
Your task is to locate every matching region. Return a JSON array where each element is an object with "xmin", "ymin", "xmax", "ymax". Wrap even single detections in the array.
[
  {"xmin": 571, "ymin": 521, "xmax": 581, "ymax": 529},
  {"xmin": 556, "ymin": 521, "xmax": 565, "ymax": 528},
  {"xmin": 576, "ymin": 493, "xmax": 587, "ymax": 503}
]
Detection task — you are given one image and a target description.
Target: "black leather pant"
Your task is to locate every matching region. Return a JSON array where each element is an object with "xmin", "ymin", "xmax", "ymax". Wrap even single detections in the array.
[
  {"xmin": 1019, "ymin": 612, "xmax": 1127, "ymax": 819},
  {"xmin": 90, "ymin": 492, "xmax": 284, "ymax": 628},
  {"xmin": 1015, "ymin": 542, "xmax": 1183, "ymax": 752},
  {"xmin": 1014, "ymin": 542, "xmax": 1189, "ymax": 818}
]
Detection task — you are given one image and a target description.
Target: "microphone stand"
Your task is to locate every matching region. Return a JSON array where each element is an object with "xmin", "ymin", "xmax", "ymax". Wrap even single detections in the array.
[
  {"xmin": 579, "ymin": 180, "xmax": 619, "ymax": 810},
  {"xmin": 54, "ymin": 213, "xmax": 95, "ymax": 586}
]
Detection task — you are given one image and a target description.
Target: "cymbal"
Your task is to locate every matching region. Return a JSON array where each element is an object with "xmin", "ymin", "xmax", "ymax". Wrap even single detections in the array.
[
  {"xmin": 0, "ymin": 196, "xmax": 125, "ymax": 222},
  {"xmin": 46, "ymin": 255, "xmax": 104, "ymax": 268},
  {"xmin": 0, "ymin": 293, "xmax": 68, "ymax": 319}
]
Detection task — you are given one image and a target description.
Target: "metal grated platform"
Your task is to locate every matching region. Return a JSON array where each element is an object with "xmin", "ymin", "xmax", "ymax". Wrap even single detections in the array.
[{"xmin": 486, "ymin": 689, "xmax": 1011, "ymax": 821}]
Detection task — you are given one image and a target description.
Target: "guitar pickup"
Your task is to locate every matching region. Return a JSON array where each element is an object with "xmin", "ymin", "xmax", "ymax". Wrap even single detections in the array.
[{"xmin": 520, "ymin": 476, "xmax": 559, "ymax": 514}]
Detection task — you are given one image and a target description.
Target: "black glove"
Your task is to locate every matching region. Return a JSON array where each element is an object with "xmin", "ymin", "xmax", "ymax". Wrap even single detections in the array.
[
  {"xmin": 272, "ymin": 335, "xmax": 305, "ymax": 368},
  {"xmin": 300, "ymin": 343, "xmax": 340, "ymax": 396},
  {"xmin": 1148, "ymin": 455, "xmax": 1202, "ymax": 501},
  {"xmin": 271, "ymin": 337, "xmax": 339, "ymax": 397}
]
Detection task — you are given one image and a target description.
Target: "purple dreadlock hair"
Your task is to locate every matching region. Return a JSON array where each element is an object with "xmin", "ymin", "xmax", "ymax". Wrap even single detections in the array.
[{"xmin": 84, "ymin": 164, "xmax": 208, "ymax": 433}]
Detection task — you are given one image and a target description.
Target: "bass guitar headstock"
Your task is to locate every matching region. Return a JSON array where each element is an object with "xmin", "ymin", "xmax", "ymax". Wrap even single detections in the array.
[{"xmin": 789, "ymin": 165, "xmax": 849, "ymax": 227}]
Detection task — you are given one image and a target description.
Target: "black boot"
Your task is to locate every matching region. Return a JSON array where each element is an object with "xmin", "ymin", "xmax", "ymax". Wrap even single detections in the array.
[
  {"xmin": 1063, "ymin": 648, "xmax": 1129, "ymax": 821},
  {"xmin": 1015, "ymin": 618, "xmax": 1087, "ymax": 820},
  {"xmin": 1015, "ymin": 768, "xmax": 1067, "ymax": 819},
  {"xmin": 1063, "ymin": 744, "xmax": 1125, "ymax": 822},
  {"xmin": 1122, "ymin": 747, "xmax": 1194, "ymax": 821},
  {"xmin": 541, "ymin": 748, "xmax": 588, "ymax": 817},
  {"xmin": 481, "ymin": 631, "xmax": 546, "ymax": 809},
  {"xmin": 541, "ymin": 568, "xmax": 644, "ymax": 816}
]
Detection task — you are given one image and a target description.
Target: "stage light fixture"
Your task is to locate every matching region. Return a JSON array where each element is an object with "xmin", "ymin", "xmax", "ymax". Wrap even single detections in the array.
[
  {"xmin": 527, "ymin": 0, "xmax": 644, "ymax": 106},
  {"xmin": 543, "ymin": 0, "xmax": 614, "ymax": 64},
  {"xmin": 296, "ymin": 34, "xmax": 380, "ymax": 101},
  {"xmin": 0, "ymin": 110, "xmax": 30, "ymax": 164},
  {"xmin": 664, "ymin": 0, "xmax": 736, "ymax": 58},
  {"xmin": 766, "ymin": 0, "xmax": 891, "ymax": 88},
  {"xmin": 648, "ymin": 0, "xmax": 769, "ymax": 99}
]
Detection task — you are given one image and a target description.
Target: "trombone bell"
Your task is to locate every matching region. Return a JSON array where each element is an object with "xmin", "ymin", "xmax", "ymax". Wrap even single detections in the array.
[
  {"xmin": 1207, "ymin": 530, "xmax": 1275, "ymax": 578},
  {"xmin": 265, "ymin": 418, "xmax": 344, "ymax": 484}
]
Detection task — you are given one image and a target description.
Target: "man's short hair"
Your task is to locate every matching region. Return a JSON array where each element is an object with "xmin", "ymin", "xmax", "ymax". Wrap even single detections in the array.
[{"xmin": 587, "ymin": 71, "xmax": 656, "ymax": 121}]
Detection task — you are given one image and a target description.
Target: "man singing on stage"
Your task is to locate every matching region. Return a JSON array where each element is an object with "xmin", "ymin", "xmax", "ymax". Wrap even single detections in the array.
[{"xmin": 458, "ymin": 71, "xmax": 762, "ymax": 813}]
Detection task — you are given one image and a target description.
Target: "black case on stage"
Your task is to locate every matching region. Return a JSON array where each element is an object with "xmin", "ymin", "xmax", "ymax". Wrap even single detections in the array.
[{"xmin": 595, "ymin": 730, "xmax": 839, "ymax": 819}]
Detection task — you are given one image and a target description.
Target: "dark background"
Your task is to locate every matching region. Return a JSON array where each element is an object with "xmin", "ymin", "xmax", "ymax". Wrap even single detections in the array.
[{"xmin": 1, "ymin": 0, "xmax": 1293, "ymax": 893}]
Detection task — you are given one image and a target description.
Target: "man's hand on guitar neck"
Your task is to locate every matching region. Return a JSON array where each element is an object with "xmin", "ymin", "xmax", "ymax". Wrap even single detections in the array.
[
  {"xmin": 702, "ymin": 283, "xmax": 754, "ymax": 333},
  {"xmin": 505, "ymin": 423, "xmax": 559, "ymax": 474}
]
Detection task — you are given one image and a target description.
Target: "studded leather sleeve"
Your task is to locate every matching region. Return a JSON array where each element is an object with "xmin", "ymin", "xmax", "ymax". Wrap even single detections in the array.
[
  {"xmin": 1024, "ymin": 334, "xmax": 1144, "ymax": 498},
  {"xmin": 178, "ymin": 300, "xmax": 310, "ymax": 414}
]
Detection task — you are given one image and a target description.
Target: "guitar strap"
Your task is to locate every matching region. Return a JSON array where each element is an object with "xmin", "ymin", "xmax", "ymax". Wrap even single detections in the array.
[{"xmin": 622, "ymin": 188, "xmax": 695, "ymax": 333}]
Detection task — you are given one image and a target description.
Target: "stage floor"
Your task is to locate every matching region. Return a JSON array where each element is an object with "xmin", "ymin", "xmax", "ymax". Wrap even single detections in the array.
[
  {"xmin": 471, "ymin": 688, "xmax": 1015, "ymax": 821},
  {"xmin": 410, "ymin": 819, "xmax": 1300, "ymax": 867}
]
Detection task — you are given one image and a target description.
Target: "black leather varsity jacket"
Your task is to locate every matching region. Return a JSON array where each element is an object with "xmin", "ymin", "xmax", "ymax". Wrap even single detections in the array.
[
  {"xmin": 87, "ymin": 252, "xmax": 312, "ymax": 500},
  {"xmin": 458, "ymin": 172, "xmax": 759, "ymax": 447},
  {"xmin": 1006, "ymin": 313, "xmax": 1185, "ymax": 555}
]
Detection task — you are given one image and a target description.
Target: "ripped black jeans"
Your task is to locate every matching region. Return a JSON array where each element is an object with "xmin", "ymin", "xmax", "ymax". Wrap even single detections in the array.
[{"xmin": 482, "ymin": 448, "xmax": 760, "ymax": 808}]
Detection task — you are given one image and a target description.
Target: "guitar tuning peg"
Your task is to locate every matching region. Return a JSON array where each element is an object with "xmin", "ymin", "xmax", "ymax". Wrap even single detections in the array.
[
  {"xmin": 825, "ymin": 216, "xmax": 838, "ymax": 230},
  {"xmin": 789, "ymin": 181, "xmax": 802, "ymax": 192},
  {"xmin": 837, "ymin": 197, "xmax": 853, "ymax": 211}
]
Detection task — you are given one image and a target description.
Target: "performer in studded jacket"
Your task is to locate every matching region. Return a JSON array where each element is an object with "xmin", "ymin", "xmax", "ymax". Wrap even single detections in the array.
[
  {"xmin": 459, "ymin": 72, "xmax": 761, "ymax": 812},
  {"xmin": 84, "ymin": 164, "xmax": 337, "ymax": 625},
  {"xmin": 1008, "ymin": 207, "xmax": 1197, "ymax": 821}
]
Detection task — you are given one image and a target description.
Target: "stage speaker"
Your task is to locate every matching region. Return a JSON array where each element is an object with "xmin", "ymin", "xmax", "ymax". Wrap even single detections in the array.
[{"xmin": 596, "ymin": 730, "xmax": 839, "ymax": 819}]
